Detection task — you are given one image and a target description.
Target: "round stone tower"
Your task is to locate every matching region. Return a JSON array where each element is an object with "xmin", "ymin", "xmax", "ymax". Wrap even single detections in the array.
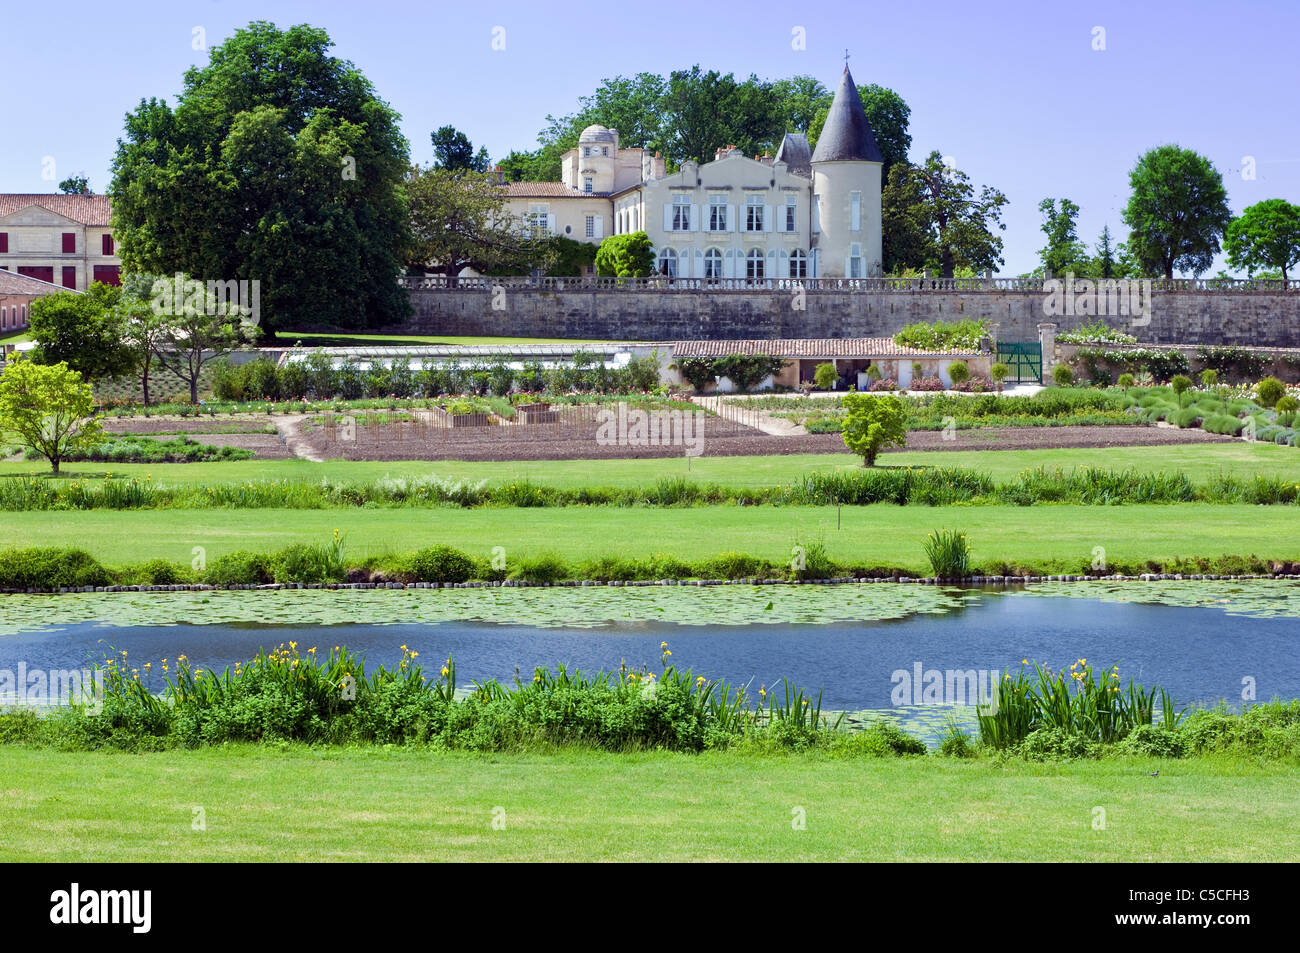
[{"xmin": 810, "ymin": 67, "xmax": 884, "ymax": 278}]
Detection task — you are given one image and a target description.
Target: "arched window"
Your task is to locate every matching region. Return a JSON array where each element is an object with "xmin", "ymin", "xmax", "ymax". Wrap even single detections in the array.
[
  {"xmin": 789, "ymin": 249, "xmax": 808, "ymax": 280},
  {"xmin": 659, "ymin": 247, "xmax": 678, "ymax": 278},
  {"xmin": 746, "ymin": 248, "xmax": 765, "ymax": 280},
  {"xmin": 704, "ymin": 248, "xmax": 723, "ymax": 280}
]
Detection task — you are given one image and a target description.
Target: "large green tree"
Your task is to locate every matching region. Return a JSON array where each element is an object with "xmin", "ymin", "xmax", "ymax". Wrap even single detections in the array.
[
  {"xmin": 109, "ymin": 21, "xmax": 411, "ymax": 332},
  {"xmin": 28, "ymin": 284, "xmax": 136, "ymax": 382},
  {"xmin": 406, "ymin": 166, "xmax": 552, "ymax": 277},
  {"xmin": 1037, "ymin": 198, "xmax": 1089, "ymax": 276},
  {"xmin": 1121, "ymin": 145, "xmax": 1231, "ymax": 279},
  {"xmin": 660, "ymin": 67, "xmax": 782, "ymax": 165},
  {"xmin": 1224, "ymin": 198, "xmax": 1300, "ymax": 281},
  {"xmin": 884, "ymin": 152, "xmax": 1008, "ymax": 279},
  {"xmin": 431, "ymin": 125, "xmax": 490, "ymax": 172}
]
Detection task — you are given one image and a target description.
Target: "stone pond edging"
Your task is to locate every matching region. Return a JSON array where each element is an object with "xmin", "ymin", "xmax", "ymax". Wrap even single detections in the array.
[{"xmin": 5, "ymin": 573, "xmax": 1299, "ymax": 595}]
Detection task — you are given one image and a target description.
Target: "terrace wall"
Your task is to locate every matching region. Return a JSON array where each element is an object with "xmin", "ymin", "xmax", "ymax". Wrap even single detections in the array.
[{"xmin": 400, "ymin": 277, "xmax": 1300, "ymax": 347}]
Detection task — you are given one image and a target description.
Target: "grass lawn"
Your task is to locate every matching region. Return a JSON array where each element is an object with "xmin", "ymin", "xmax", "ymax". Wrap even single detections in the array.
[
  {"xmin": 1, "ymin": 746, "xmax": 1293, "ymax": 861},
  {"xmin": 6, "ymin": 503, "xmax": 1296, "ymax": 571},
  {"xmin": 2, "ymin": 442, "xmax": 1298, "ymax": 489},
  {"xmin": 271, "ymin": 332, "xmax": 617, "ymax": 348}
]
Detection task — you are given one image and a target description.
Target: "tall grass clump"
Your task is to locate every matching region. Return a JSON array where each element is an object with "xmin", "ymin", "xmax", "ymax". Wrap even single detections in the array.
[
  {"xmin": 922, "ymin": 529, "xmax": 971, "ymax": 577},
  {"xmin": 977, "ymin": 660, "xmax": 1182, "ymax": 753}
]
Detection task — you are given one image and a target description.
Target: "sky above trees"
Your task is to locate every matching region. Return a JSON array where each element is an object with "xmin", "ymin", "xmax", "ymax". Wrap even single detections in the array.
[{"xmin": 4, "ymin": 0, "xmax": 1297, "ymax": 275}]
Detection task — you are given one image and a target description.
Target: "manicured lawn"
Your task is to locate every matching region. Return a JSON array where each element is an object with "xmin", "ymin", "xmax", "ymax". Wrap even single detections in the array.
[
  {"xmin": 6, "ymin": 503, "xmax": 1295, "ymax": 572},
  {"xmin": 271, "ymin": 332, "xmax": 616, "ymax": 348},
  {"xmin": 1, "ymin": 746, "xmax": 1293, "ymax": 861},
  {"xmin": 2, "ymin": 442, "xmax": 1297, "ymax": 489}
]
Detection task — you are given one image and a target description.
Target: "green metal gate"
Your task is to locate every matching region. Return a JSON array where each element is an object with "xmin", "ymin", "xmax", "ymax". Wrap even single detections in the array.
[{"xmin": 996, "ymin": 342, "xmax": 1042, "ymax": 384}]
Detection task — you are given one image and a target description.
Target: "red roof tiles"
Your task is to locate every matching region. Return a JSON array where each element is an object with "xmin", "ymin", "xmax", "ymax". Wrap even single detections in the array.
[
  {"xmin": 672, "ymin": 338, "xmax": 982, "ymax": 358},
  {"xmin": 0, "ymin": 194, "xmax": 113, "ymax": 226}
]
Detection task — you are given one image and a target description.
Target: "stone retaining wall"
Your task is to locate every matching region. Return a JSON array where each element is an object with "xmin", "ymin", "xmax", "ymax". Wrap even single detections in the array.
[{"xmin": 405, "ymin": 287, "xmax": 1300, "ymax": 347}]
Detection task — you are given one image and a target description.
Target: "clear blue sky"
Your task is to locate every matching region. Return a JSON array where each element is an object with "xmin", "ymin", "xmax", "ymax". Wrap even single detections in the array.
[{"xmin": 5, "ymin": 0, "xmax": 1296, "ymax": 275}]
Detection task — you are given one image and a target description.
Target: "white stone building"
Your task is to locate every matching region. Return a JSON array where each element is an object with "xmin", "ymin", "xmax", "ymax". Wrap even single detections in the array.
[
  {"xmin": 498, "ymin": 66, "xmax": 884, "ymax": 281},
  {"xmin": 0, "ymin": 194, "xmax": 121, "ymax": 290}
]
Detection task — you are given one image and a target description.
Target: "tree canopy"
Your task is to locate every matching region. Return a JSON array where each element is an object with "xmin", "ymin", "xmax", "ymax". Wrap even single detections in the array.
[
  {"xmin": 1037, "ymin": 198, "xmax": 1089, "ymax": 276},
  {"xmin": 883, "ymin": 152, "xmax": 1008, "ymax": 278},
  {"xmin": 0, "ymin": 356, "xmax": 103, "ymax": 474},
  {"xmin": 1225, "ymin": 198, "xmax": 1300, "ymax": 281},
  {"xmin": 109, "ymin": 21, "xmax": 411, "ymax": 332},
  {"xmin": 406, "ymin": 166, "xmax": 552, "ymax": 277},
  {"xmin": 502, "ymin": 68, "xmax": 909, "ymax": 178},
  {"xmin": 431, "ymin": 125, "xmax": 490, "ymax": 172},
  {"xmin": 1121, "ymin": 145, "xmax": 1231, "ymax": 279},
  {"xmin": 28, "ymin": 283, "xmax": 136, "ymax": 382}
]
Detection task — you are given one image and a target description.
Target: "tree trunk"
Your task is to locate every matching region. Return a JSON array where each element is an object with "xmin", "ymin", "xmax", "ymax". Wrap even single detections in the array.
[
  {"xmin": 50, "ymin": 456, "xmax": 60, "ymax": 475},
  {"xmin": 190, "ymin": 375, "xmax": 199, "ymax": 404},
  {"xmin": 141, "ymin": 354, "xmax": 152, "ymax": 406}
]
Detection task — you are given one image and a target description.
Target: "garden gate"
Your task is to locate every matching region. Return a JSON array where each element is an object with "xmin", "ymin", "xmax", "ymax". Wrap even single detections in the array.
[{"xmin": 996, "ymin": 342, "xmax": 1043, "ymax": 384}]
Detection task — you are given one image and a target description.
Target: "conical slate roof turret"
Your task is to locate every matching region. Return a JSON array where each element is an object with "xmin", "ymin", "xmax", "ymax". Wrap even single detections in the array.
[{"xmin": 810, "ymin": 66, "xmax": 884, "ymax": 163}]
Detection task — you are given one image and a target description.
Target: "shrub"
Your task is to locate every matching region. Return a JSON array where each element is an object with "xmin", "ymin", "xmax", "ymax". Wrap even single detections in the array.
[
  {"xmin": 1172, "ymin": 407, "xmax": 1201, "ymax": 429},
  {"xmin": 131, "ymin": 558, "xmax": 189, "ymax": 585},
  {"xmin": 840, "ymin": 392, "xmax": 907, "ymax": 466},
  {"xmin": 922, "ymin": 529, "xmax": 971, "ymax": 577},
  {"xmin": 947, "ymin": 361, "xmax": 970, "ymax": 387},
  {"xmin": 939, "ymin": 718, "xmax": 976, "ymax": 757},
  {"xmin": 1202, "ymin": 413, "xmax": 1244, "ymax": 436},
  {"xmin": 1199, "ymin": 368, "xmax": 1218, "ymax": 389},
  {"xmin": 508, "ymin": 553, "xmax": 569, "ymax": 583},
  {"xmin": 1117, "ymin": 723, "xmax": 1186, "ymax": 759},
  {"xmin": 893, "ymin": 319, "xmax": 987, "ymax": 352},
  {"xmin": 272, "ymin": 538, "xmax": 346, "ymax": 584},
  {"xmin": 1051, "ymin": 363, "xmax": 1074, "ymax": 386},
  {"xmin": 1275, "ymin": 395, "xmax": 1299, "ymax": 416},
  {"xmin": 859, "ymin": 720, "xmax": 928, "ymax": 756},
  {"xmin": 813, "ymin": 362, "xmax": 837, "ymax": 390},
  {"xmin": 406, "ymin": 545, "xmax": 475, "ymax": 583},
  {"xmin": 0, "ymin": 547, "xmax": 109, "ymax": 589},
  {"xmin": 204, "ymin": 550, "xmax": 274, "ymax": 586},
  {"xmin": 989, "ymin": 362, "xmax": 1009, "ymax": 389},
  {"xmin": 700, "ymin": 551, "xmax": 766, "ymax": 579},
  {"xmin": 1256, "ymin": 376, "xmax": 1286, "ymax": 407},
  {"xmin": 1116, "ymin": 373, "xmax": 1135, "ymax": 390}
]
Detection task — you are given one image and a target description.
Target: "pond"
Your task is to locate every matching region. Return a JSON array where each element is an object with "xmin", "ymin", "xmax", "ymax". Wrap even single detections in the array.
[{"xmin": 1, "ymin": 583, "xmax": 1296, "ymax": 737}]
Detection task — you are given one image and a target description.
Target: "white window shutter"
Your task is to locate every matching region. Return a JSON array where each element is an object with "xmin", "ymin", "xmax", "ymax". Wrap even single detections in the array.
[
  {"xmin": 593, "ymin": 215, "xmax": 603, "ymax": 239},
  {"xmin": 844, "ymin": 254, "xmax": 852, "ymax": 278},
  {"xmin": 763, "ymin": 204, "xmax": 773, "ymax": 233},
  {"xmin": 694, "ymin": 248, "xmax": 703, "ymax": 276},
  {"xmin": 812, "ymin": 195, "xmax": 820, "ymax": 233},
  {"xmin": 779, "ymin": 249, "xmax": 789, "ymax": 278},
  {"xmin": 726, "ymin": 205, "xmax": 735, "ymax": 232},
  {"xmin": 725, "ymin": 249, "xmax": 735, "ymax": 279},
  {"xmin": 547, "ymin": 213, "xmax": 556, "ymax": 235},
  {"xmin": 663, "ymin": 205, "xmax": 673, "ymax": 231},
  {"xmin": 690, "ymin": 204, "xmax": 699, "ymax": 232}
]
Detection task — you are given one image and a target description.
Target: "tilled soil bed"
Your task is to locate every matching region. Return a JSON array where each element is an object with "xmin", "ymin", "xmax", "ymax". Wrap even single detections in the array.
[{"xmin": 295, "ymin": 421, "xmax": 1234, "ymax": 462}]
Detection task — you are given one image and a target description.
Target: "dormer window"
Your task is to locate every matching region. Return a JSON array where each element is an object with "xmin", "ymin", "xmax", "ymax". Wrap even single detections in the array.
[{"xmin": 583, "ymin": 177, "xmax": 593, "ymax": 193}]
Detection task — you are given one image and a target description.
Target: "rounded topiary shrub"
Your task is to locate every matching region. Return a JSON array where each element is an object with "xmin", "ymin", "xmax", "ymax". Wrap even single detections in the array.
[
  {"xmin": 1256, "ymin": 376, "xmax": 1286, "ymax": 408},
  {"xmin": 1051, "ymin": 364, "xmax": 1075, "ymax": 386},
  {"xmin": 406, "ymin": 545, "xmax": 475, "ymax": 583}
]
